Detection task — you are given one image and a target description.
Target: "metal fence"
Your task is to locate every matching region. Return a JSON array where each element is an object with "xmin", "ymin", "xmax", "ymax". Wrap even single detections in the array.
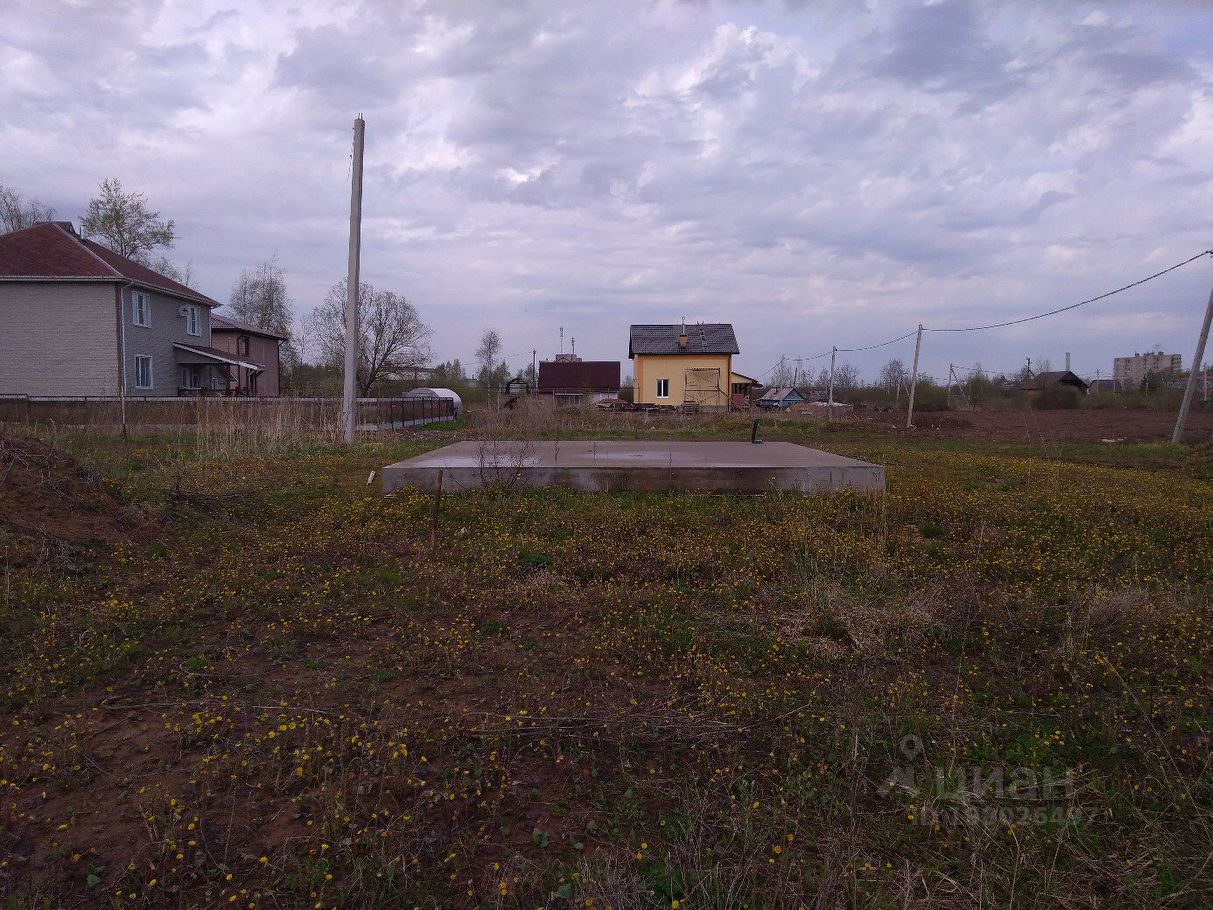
[{"xmin": 0, "ymin": 394, "xmax": 455, "ymax": 432}]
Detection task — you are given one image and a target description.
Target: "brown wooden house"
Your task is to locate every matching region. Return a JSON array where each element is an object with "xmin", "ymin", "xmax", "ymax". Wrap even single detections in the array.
[{"xmin": 209, "ymin": 314, "xmax": 285, "ymax": 397}]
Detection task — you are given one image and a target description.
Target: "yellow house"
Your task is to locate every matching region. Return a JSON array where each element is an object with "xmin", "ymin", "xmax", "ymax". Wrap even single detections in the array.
[{"xmin": 629, "ymin": 323, "xmax": 739, "ymax": 410}]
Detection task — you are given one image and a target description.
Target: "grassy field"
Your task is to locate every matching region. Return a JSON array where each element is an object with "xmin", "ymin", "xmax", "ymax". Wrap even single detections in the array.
[{"xmin": 1, "ymin": 411, "xmax": 1210, "ymax": 908}]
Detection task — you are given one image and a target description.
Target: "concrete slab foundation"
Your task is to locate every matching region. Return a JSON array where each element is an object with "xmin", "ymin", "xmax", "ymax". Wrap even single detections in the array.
[{"xmin": 381, "ymin": 440, "xmax": 885, "ymax": 494}]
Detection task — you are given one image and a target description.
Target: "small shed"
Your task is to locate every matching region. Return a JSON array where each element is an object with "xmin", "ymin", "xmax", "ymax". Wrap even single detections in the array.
[
  {"xmin": 504, "ymin": 375, "xmax": 532, "ymax": 396},
  {"xmin": 757, "ymin": 387, "xmax": 807, "ymax": 410},
  {"xmin": 1022, "ymin": 371, "xmax": 1090, "ymax": 394}
]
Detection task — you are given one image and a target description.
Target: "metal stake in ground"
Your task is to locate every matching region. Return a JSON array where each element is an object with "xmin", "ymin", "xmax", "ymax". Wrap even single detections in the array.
[
  {"xmin": 430, "ymin": 468, "xmax": 444, "ymax": 551},
  {"xmin": 906, "ymin": 324, "xmax": 923, "ymax": 429},
  {"xmin": 342, "ymin": 115, "xmax": 366, "ymax": 445},
  {"xmin": 1172, "ymin": 283, "xmax": 1213, "ymax": 445}
]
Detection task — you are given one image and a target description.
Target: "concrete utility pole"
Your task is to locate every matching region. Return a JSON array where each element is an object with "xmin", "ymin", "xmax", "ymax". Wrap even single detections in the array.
[
  {"xmin": 1172, "ymin": 284, "xmax": 1213, "ymax": 445},
  {"xmin": 906, "ymin": 324, "xmax": 923, "ymax": 429},
  {"xmin": 827, "ymin": 346, "xmax": 837, "ymax": 406},
  {"xmin": 342, "ymin": 115, "xmax": 366, "ymax": 445},
  {"xmin": 947, "ymin": 364, "xmax": 954, "ymax": 409}
]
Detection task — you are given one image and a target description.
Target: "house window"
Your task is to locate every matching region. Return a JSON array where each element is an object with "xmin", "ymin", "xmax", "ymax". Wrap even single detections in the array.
[
  {"xmin": 655, "ymin": 378, "xmax": 669, "ymax": 399},
  {"xmin": 134, "ymin": 355, "xmax": 153, "ymax": 390},
  {"xmin": 186, "ymin": 305, "xmax": 200, "ymax": 336},
  {"xmin": 132, "ymin": 292, "xmax": 151, "ymax": 327},
  {"xmin": 237, "ymin": 335, "xmax": 250, "ymax": 356},
  {"xmin": 180, "ymin": 365, "xmax": 202, "ymax": 389}
]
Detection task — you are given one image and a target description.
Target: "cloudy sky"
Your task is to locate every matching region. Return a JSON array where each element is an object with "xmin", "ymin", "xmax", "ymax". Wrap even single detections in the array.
[{"xmin": 4, "ymin": 0, "xmax": 1213, "ymax": 382}]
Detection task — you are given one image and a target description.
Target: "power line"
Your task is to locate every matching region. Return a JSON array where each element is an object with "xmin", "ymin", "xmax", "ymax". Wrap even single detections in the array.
[
  {"xmin": 927, "ymin": 250, "xmax": 1213, "ymax": 334},
  {"xmin": 837, "ymin": 329, "xmax": 919, "ymax": 352},
  {"xmin": 669, "ymin": 248, "xmax": 1211, "ymax": 390}
]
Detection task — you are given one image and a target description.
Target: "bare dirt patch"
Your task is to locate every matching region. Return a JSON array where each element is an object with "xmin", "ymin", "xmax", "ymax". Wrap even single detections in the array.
[{"xmin": 0, "ymin": 433, "xmax": 149, "ymax": 549}]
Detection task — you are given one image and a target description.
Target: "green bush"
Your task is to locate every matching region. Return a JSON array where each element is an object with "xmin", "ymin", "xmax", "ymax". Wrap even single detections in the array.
[{"xmin": 1031, "ymin": 385, "xmax": 1081, "ymax": 409}]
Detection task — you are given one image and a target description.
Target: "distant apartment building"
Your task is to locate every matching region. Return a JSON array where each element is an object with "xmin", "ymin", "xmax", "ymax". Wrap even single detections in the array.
[{"xmin": 1113, "ymin": 352, "xmax": 1181, "ymax": 390}]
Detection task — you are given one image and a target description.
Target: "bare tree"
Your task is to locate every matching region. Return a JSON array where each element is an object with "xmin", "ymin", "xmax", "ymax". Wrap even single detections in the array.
[
  {"xmin": 770, "ymin": 355, "xmax": 796, "ymax": 388},
  {"xmin": 877, "ymin": 358, "xmax": 908, "ymax": 393},
  {"xmin": 230, "ymin": 257, "xmax": 298, "ymax": 368},
  {"xmin": 80, "ymin": 177, "xmax": 174, "ymax": 261},
  {"xmin": 230, "ymin": 258, "xmax": 293, "ymax": 336},
  {"xmin": 475, "ymin": 329, "xmax": 510, "ymax": 391},
  {"xmin": 814, "ymin": 362, "xmax": 858, "ymax": 392},
  {"xmin": 307, "ymin": 279, "xmax": 432, "ymax": 395},
  {"xmin": 476, "ymin": 330, "xmax": 502, "ymax": 379},
  {"xmin": 0, "ymin": 183, "xmax": 56, "ymax": 233},
  {"xmin": 834, "ymin": 362, "xmax": 859, "ymax": 391},
  {"xmin": 148, "ymin": 254, "xmax": 194, "ymax": 287}
]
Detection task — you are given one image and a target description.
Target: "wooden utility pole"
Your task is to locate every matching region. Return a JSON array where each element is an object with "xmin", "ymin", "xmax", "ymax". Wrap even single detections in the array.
[
  {"xmin": 342, "ymin": 115, "xmax": 366, "ymax": 445},
  {"xmin": 906, "ymin": 324, "xmax": 923, "ymax": 429},
  {"xmin": 1172, "ymin": 284, "xmax": 1213, "ymax": 445}
]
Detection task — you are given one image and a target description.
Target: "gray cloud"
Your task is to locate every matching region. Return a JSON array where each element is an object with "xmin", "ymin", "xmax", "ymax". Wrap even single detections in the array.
[{"xmin": 2, "ymin": 0, "xmax": 1212, "ymax": 382}]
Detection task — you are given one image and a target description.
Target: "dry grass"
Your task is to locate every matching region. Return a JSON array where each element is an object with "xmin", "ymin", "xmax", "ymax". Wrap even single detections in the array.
[{"xmin": 0, "ymin": 420, "xmax": 1209, "ymax": 908}]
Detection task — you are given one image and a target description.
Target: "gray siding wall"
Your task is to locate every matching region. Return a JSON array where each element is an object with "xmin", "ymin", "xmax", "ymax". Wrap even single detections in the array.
[
  {"xmin": 120, "ymin": 286, "xmax": 213, "ymax": 396},
  {"xmin": 0, "ymin": 281, "xmax": 120, "ymax": 396}
]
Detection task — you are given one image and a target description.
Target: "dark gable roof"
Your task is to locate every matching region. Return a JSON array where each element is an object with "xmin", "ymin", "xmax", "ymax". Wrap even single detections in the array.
[
  {"xmin": 629, "ymin": 323, "xmax": 739, "ymax": 357},
  {"xmin": 211, "ymin": 313, "xmax": 288, "ymax": 340},
  {"xmin": 538, "ymin": 360, "xmax": 621, "ymax": 393},
  {"xmin": 759, "ymin": 387, "xmax": 805, "ymax": 401},
  {"xmin": 0, "ymin": 222, "xmax": 218, "ymax": 306},
  {"xmin": 1023, "ymin": 370, "xmax": 1089, "ymax": 391}
]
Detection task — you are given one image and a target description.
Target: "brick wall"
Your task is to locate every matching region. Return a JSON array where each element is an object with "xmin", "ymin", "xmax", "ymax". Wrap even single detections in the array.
[{"xmin": 0, "ymin": 281, "xmax": 120, "ymax": 396}]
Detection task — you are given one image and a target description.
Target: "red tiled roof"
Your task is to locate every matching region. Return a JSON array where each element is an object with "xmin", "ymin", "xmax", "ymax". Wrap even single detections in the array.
[
  {"xmin": 210, "ymin": 313, "xmax": 288, "ymax": 340},
  {"xmin": 0, "ymin": 222, "xmax": 218, "ymax": 306},
  {"xmin": 538, "ymin": 360, "xmax": 621, "ymax": 393}
]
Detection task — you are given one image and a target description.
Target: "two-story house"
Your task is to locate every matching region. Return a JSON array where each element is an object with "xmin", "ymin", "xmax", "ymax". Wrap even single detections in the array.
[
  {"xmin": 629, "ymin": 322, "xmax": 739, "ymax": 411},
  {"xmin": 210, "ymin": 314, "xmax": 285, "ymax": 397},
  {"xmin": 0, "ymin": 221, "xmax": 265, "ymax": 397}
]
